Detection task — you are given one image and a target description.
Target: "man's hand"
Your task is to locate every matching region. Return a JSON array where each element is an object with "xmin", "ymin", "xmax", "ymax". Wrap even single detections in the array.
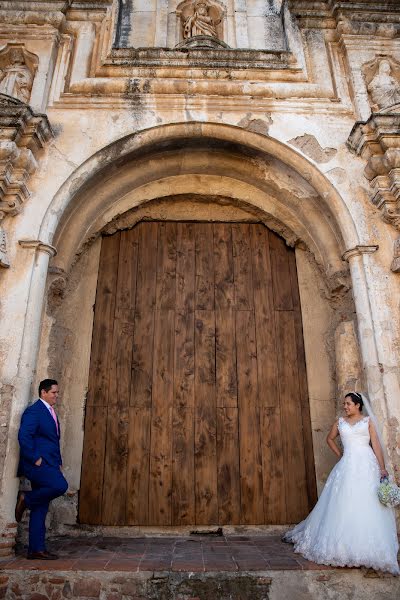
[{"xmin": 35, "ymin": 457, "xmax": 42, "ymax": 466}]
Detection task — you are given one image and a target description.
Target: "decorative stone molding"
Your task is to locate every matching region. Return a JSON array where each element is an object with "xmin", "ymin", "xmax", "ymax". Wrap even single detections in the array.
[
  {"xmin": 342, "ymin": 245, "xmax": 379, "ymax": 263},
  {"xmin": 18, "ymin": 239, "xmax": 57, "ymax": 258},
  {"xmin": 347, "ymin": 113, "xmax": 400, "ymax": 272},
  {"xmin": 0, "ymin": 94, "xmax": 54, "ymax": 268}
]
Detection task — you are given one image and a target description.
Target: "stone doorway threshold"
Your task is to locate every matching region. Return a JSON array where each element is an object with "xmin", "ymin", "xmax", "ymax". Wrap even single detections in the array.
[{"xmin": 1, "ymin": 533, "xmax": 399, "ymax": 599}]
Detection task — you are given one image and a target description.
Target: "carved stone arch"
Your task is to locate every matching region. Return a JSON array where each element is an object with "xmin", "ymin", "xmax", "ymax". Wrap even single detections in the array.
[{"xmin": 40, "ymin": 122, "xmax": 358, "ymax": 281}]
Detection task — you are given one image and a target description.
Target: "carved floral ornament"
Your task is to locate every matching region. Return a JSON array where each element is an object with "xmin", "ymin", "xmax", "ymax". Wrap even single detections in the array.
[{"xmin": 347, "ymin": 56, "xmax": 400, "ymax": 273}]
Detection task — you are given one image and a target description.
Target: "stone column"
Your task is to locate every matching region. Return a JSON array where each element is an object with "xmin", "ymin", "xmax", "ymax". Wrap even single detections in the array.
[
  {"xmin": 0, "ymin": 240, "xmax": 56, "ymax": 556},
  {"xmin": 334, "ymin": 320, "xmax": 362, "ymax": 406},
  {"xmin": 343, "ymin": 244, "xmax": 400, "ymax": 478}
]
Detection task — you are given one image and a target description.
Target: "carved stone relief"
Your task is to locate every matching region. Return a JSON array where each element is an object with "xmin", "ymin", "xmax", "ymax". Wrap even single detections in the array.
[
  {"xmin": 182, "ymin": 1, "xmax": 220, "ymax": 39},
  {"xmin": 347, "ymin": 56, "xmax": 400, "ymax": 273},
  {"xmin": 363, "ymin": 56, "xmax": 400, "ymax": 113},
  {"xmin": 0, "ymin": 43, "xmax": 38, "ymax": 105},
  {"xmin": 177, "ymin": 0, "xmax": 224, "ymax": 48},
  {"xmin": 0, "ymin": 94, "xmax": 53, "ymax": 268}
]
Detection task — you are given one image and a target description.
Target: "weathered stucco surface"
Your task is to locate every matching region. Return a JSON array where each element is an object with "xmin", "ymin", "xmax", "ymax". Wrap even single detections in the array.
[{"xmin": 0, "ymin": 0, "xmax": 400, "ymax": 563}]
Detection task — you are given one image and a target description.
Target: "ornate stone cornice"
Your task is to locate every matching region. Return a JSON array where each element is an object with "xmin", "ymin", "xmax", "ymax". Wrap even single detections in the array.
[
  {"xmin": 347, "ymin": 112, "xmax": 400, "ymax": 272},
  {"xmin": 342, "ymin": 245, "xmax": 379, "ymax": 262},
  {"xmin": 0, "ymin": 94, "xmax": 53, "ymax": 219},
  {"xmin": 0, "ymin": 94, "xmax": 54, "ymax": 268}
]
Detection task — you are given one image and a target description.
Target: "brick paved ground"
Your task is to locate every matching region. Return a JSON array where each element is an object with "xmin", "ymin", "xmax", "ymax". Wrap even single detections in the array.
[{"xmin": 0, "ymin": 534, "xmax": 331, "ymax": 572}]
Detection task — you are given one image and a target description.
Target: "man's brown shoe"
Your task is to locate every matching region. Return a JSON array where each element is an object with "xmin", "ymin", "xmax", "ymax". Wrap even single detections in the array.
[
  {"xmin": 27, "ymin": 550, "xmax": 59, "ymax": 560},
  {"xmin": 14, "ymin": 492, "xmax": 26, "ymax": 523}
]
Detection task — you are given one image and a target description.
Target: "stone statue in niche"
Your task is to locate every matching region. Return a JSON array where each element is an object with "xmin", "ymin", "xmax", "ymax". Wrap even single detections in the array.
[
  {"xmin": 0, "ymin": 44, "xmax": 37, "ymax": 104},
  {"xmin": 366, "ymin": 58, "xmax": 400, "ymax": 112},
  {"xmin": 182, "ymin": 0, "xmax": 221, "ymax": 40}
]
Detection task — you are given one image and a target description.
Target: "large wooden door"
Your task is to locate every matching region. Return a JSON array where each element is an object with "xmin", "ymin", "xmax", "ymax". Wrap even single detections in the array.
[{"xmin": 79, "ymin": 222, "xmax": 317, "ymax": 526}]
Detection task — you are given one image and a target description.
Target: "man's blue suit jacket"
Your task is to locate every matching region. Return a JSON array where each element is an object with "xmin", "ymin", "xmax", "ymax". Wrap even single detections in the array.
[{"xmin": 18, "ymin": 399, "xmax": 62, "ymax": 478}]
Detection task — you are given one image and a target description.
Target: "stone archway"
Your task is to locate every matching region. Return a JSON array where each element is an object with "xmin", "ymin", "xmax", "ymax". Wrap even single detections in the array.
[{"xmin": 29, "ymin": 123, "xmax": 369, "ymax": 531}]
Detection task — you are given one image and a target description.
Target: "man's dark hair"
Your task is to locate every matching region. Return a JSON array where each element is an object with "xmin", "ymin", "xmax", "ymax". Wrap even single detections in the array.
[{"xmin": 38, "ymin": 379, "xmax": 58, "ymax": 397}]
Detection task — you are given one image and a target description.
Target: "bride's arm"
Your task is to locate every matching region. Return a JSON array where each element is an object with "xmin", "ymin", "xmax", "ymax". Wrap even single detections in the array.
[
  {"xmin": 369, "ymin": 420, "xmax": 388, "ymax": 478},
  {"xmin": 326, "ymin": 420, "xmax": 341, "ymax": 458}
]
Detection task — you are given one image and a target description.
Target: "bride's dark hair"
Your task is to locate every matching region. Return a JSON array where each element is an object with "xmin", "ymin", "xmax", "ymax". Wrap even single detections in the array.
[{"xmin": 345, "ymin": 392, "xmax": 363, "ymax": 412}]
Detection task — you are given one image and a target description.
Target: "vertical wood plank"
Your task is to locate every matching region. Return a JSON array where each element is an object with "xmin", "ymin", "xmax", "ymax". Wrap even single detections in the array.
[
  {"xmin": 79, "ymin": 406, "xmax": 107, "ymax": 524},
  {"xmin": 214, "ymin": 223, "xmax": 234, "ymax": 309},
  {"xmin": 236, "ymin": 310, "xmax": 264, "ymax": 524},
  {"xmin": 172, "ymin": 309, "xmax": 195, "ymax": 525},
  {"xmin": 276, "ymin": 310, "xmax": 309, "ymax": 522},
  {"xmin": 269, "ymin": 232, "xmax": 293, "ymax": 311},
  {"xmin": 87, "ymin": 234, "xmax": 120, "ymax": 407},
  {"xmin": 130, "ymin": 223, "xmax": 158, "ymax": 408},
  {"xmin": 156, "ymin": 222, "xmax": 177, "ymax": 310},
  {"xmin": 217, "ymin": 407, "xmax": 240, "ymax": 524},
  {"xmin": 216, "ymin": 308, "xmax": 237, "ymax": 408},
  {"xmin": 103, "ymin": 230, "xmax": 139, "ymax": 523},
  {"xmin": 172, "ymin": 223, "xmax": 195, "ymax": 525},
  {"xmin": 149, "ymin": 308, "xmax": 175, "ymax": 525},
  {"xmin": 176, "ymin": 223, "xmax": 195, "ymax": 313},
  {"xmin": 195, "ymin": 223, "xmax": 214, "ymax": 310},
  {"xmin": 232, "ymin": 224, "xmax": 253, "ymax": 310},
  {"xmin": 172, "ymin": 407, "xmax": 195, "ymax": 525},
  {"xmin": 260, "ymin": 406, "xmax": 286, "ymax": 523},
  {"xmin": 289, "ymin": 251, "xmax": 317, "ymax": 508},
  {"xmin": 114, "ymin": 228, "xmax": 139, "ymax": 323},
  {"xmin": 126, "ymin": 407, "xmax": 151, "ymax": 524},
  {"xmin": 194, "ymin": 310, "xmax": 218, "ymax": 524},
  {"xmin": 251, "ymin": 225, "xmax": 279, "ymax": 408}
]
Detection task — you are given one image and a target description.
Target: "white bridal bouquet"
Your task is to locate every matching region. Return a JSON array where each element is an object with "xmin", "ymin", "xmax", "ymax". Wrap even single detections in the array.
[{"xmin": 378, "ymin": 477, "xmax": 400, "ymax": 508}]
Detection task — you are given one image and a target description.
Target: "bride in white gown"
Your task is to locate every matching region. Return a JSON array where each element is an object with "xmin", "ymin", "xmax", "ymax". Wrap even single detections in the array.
[{"xmin": 283, "ymin": 392, "xmax": 399, "ymax": 574}]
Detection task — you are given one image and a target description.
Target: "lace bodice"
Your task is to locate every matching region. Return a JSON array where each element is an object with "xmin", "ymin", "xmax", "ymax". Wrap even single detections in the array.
[{"xmin": 338, "ymin": 416, "xmax": 370, "ymax": 449}]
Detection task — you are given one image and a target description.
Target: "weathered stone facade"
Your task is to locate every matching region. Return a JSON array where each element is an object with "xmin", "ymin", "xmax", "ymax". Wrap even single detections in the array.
[{"xmin": 0, "ymin": 0, "xmax": 400, "ymax": 555}]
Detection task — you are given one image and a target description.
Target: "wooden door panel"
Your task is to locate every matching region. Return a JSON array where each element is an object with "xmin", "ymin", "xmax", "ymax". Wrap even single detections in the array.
[
  {"xmin": 86, "ymin": 234, "xmax": 120, "ymax": 408},
  {"xmin": 275, "ymin": 310, "xmax": 309, "ymax": 522},
  {"xmin": 217, "ymin": 407, "xmax": 240, "ymax": 525},
  {"xmin": 236, "ymin": 309, "xmax": 264, "ymax": 524},
  {"xmin": 130, "ymin": 224, "xmax": 158, "ymax": 409},
  {"xmin": 126, "ymin": 407, "xmax": 151, "ymax": 525},
  {"xmin": 80, "ymin": 222, "xmax": 316, "ymax": 526},
  {"xmin": 79, "ymin": 406, "xmax": 107, "ymax": 524}
]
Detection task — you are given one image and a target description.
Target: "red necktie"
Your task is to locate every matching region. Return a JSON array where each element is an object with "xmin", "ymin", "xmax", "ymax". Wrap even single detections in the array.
[{"xmin": 49, "ymin": 405, "xmax": 59, "ymax": 435}]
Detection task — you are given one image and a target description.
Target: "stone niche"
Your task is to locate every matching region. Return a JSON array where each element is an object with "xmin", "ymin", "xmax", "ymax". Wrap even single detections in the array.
[
  {"xmin": 115, "ymin": 0, "xmax": 287, "ymax": 51},
  {"xmin": 0, "ymin": 42, "xmax": 38, "ymax": 105}
]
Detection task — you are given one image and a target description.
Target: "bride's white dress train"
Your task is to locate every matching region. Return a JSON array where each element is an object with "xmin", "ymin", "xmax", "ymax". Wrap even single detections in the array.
[{"xmin": 284, "ymin": 416, "xmax": 399, "ymax": 574}]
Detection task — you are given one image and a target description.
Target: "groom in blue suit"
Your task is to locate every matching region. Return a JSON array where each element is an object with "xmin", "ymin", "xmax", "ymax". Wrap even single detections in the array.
[{"xmin": 15, "ymin": 379, "xmax": 68, "ymax": 559}]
